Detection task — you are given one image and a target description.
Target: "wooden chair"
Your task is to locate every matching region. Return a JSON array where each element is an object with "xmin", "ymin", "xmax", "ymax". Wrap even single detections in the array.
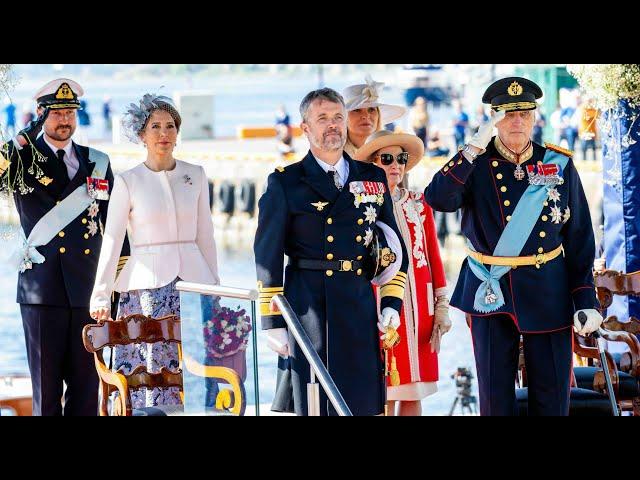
[
  {"xmin": 592, "ymin": 269, "xmax": 640, "ymax": 414},
  {"xmin": 82, "ymin": 314, "xmax": 246, "ymax": 416}
]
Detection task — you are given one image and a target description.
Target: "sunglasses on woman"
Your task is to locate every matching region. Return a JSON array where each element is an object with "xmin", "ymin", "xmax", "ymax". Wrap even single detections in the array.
[{"xmin": 377, "ymin": 151, "xmax": 410, "ymax": 166}]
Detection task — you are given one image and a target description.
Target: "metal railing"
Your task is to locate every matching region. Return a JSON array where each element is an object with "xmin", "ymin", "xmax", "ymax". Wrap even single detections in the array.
[{"xmin": 272, "ymin": 294, "xmax": 352, "ymax": 416}]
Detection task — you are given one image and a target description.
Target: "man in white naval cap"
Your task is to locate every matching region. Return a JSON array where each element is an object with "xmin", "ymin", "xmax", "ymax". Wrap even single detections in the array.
[{"xmin": 0, "ymin": 78, "xmax": 129, "ymax": 415}]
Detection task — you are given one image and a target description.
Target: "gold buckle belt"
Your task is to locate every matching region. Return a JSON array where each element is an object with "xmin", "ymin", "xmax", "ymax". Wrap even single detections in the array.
[{"xmin": 467, "ymin": 245, "xmax": 563, "ymax": 269}]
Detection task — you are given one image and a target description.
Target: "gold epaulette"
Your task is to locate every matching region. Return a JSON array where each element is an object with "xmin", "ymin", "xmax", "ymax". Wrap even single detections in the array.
[
  {"xmin": 258, "ymin": 281, "xmax": 284, "ymax": 316},
  {"xmin": 275, "ymin": 165, "xmax": 286, "ymax": 173},
  {"xmin": 544, "ymin": 142, "xmax": 573, "ymax": 158}
]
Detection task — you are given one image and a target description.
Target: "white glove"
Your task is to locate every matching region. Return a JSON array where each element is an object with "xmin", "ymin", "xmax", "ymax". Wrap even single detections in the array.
[
  {"xmin": 468, "ymin": 110, "xmax": 506, "ymax": 151},
  {"xmin": 573, "ymin": 309, "xmax": 604, "ymax": 336},
  {"xmin": 378, "ymin": 307, "xmax": 400, "ymax": 335},
  {"xmin": 266, "ymin": 328, "xmax": 289, "ymax": 358}
]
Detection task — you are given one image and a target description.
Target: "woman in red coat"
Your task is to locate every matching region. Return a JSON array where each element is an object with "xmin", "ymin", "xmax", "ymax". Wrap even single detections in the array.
[{"xmin": 355, "ymin": 131, "xmax": 451, "ymax": 416}]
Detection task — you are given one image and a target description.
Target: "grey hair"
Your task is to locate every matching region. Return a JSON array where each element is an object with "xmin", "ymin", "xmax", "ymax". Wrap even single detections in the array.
[
  {"xmin": 299, "ymin": 88, "xmax": 345, "ymax": 123},
  {"xmin": 121, "ymin": 93, "xmax": 182, "ymax": 144}
]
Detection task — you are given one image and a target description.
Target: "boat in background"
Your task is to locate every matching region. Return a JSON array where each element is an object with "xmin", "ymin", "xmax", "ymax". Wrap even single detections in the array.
[{"xmin": 397, "ymin": 64, "xmax": 453, "ymax": 107}]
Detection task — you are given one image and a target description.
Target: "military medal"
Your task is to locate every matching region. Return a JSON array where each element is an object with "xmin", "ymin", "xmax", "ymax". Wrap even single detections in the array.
[
  {"xmin": 526, "ymin": 164, "xmax": 564, "ymax": 186},
  {"xmin": 514, "ymin": 164, "xmax": 525, "ymax": 181},
  {"xmin": 485, "ymin": 285, "xmax": 498, "ymax": 304},
  {"xmin": 86, "ymin": 177, "xmax": 109, "ymax": 200},
  {"xmin": 349, "ymin": 181, "xmax": 385, "ymax": 208},
  {"xmin": 311, "ymin": 201, "xmax": 329, "ymax": 211}
]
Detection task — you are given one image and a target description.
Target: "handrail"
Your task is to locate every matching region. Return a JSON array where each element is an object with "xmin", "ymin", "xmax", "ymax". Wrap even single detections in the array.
[
  {"xmin": 175, "ymin": 282, "xmax": 258, "ymax": 301},
  {"xmin": 272, "ymin": 294, "xmax": 352, "ymax": 416}
]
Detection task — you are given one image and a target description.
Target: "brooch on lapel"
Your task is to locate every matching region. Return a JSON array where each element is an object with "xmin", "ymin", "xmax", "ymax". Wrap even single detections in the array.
[
  {"xmin": 38, "ymin": 176, "xmax": 53, "ymax": 186},
  {"xmin": 183, "ymin": 174, "xmax": 192, "ymax": 185},
  {"xmin": 349, "ymin": 181, "xmax": 385, "ymax": 208}
]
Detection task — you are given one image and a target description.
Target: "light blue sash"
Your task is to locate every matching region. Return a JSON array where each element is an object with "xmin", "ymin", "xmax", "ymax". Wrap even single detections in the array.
[
  {"xmin": 468, "ymin": 150, "xmax": 569, "ymax": 312},
  {"xmin": 12, "ymin": 148, "xmax": 110, "ymax": 273}
]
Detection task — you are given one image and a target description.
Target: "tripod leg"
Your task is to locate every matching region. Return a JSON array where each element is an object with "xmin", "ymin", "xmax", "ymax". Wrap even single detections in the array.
[{"xmin": 448, "ymin": 397, "xmax": 458, "ymax": 416}]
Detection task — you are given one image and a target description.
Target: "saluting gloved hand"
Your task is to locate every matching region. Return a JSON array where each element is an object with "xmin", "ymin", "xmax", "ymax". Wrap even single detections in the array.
[
  {"xmin": 467, "ymin": 109, "xmax": 506, "ymax": 152},
  {"xmin": 19, "ymin": 107, "xmax": 50, "ymax": 145},
  {"xmin": 266, "ymin": 327, "xmax": 289, "ymax": 358},
  {"xmin": 573, "ymin": 309, "xmax": 604, "ymax": 336}
]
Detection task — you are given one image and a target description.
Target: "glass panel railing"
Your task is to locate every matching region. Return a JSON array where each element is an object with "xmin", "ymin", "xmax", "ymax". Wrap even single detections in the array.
[{"xmin": 176, "ymin": 282, "xmax": 259, "ymax": 416}]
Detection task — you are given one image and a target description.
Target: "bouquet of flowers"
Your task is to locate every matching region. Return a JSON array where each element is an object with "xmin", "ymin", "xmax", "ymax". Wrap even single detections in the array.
[
  {"xmin": 202, "ymin": 298, "xmax": 252, "ymax": 359},
  {"xmin": 567, "ymin": 64, "xmax": 640, "ymax": 111}
]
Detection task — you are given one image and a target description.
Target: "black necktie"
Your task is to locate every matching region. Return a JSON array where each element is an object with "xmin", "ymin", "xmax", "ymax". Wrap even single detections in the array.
[
  {"xmin": 327, "ymin": 170, "xmax": 342, "ymax": 191},
  {"xmin": 55, "ymin": 149, "xmax": 70, "ymax": 188}
]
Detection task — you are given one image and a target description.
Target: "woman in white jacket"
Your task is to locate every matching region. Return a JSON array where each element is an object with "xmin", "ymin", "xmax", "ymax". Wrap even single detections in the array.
[{"xmin": 90, "ymin": 94, "xmax": 219, "ymax": 408}]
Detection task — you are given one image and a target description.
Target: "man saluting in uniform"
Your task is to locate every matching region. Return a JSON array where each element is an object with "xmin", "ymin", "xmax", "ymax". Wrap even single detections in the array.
[
  {"xmin": 0, "ymin": 78, "xmax": 129, "ymax": 415},
  {"xmin": 254, "ymin": 88, "xmax": 409, "ymax": 416},
  {"xmin": 425, "ymin": 77, "xmax": 602, "ymax": 416}
]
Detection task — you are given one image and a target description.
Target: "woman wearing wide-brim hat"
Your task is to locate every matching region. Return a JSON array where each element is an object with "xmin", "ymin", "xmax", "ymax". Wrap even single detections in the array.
[
  {"xmin": 354, "ymin": 130, "xmax": 451, "ymax": 416},
  {"xmin": 342, "ymin": 75, "xmax": 407, "ymax": 157}
]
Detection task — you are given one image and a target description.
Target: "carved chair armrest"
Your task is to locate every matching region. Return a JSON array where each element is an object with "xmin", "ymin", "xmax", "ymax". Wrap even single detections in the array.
[{"xmin": 183, "ymin": 354, "xmax": 246, "ymax": 416}]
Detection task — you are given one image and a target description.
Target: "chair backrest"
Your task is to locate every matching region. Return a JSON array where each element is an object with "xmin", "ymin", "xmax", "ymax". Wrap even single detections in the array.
[
  {"xmin": 594, "ymin": 269, "xmax": 640, "ymax": 333},
  {"xmin": 82, "ymin": 315, "xmax": 183, "ymax": 415}
]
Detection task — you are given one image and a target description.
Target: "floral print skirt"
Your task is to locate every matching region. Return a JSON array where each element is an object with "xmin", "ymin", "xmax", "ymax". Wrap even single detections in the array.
[{"xmin": 112, "ymin": 277, "xmax": 182, "ymax": 409}]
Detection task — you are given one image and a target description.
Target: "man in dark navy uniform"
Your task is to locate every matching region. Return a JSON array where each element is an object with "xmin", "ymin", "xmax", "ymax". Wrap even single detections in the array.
[
  {"xmin": 425, "ymin": 77, "xmax": 602, "ymax": 415},
  {"xmin": 254, "ymin": 88, "xmax": 409, "ymax": 416},
  {"xmin": 0, "ymin": 78, "xmax": 129, "ymax": 415}
]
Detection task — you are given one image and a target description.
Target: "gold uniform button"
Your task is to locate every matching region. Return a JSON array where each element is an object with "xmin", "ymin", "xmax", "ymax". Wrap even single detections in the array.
[
  {"xmin": 84, "ymin": 233, "xmax": 89, "ymax": 239},
  {"xmin": 56, "ymin": 201, "xmax": 61, "ymax": 205},
  {"xmin": 357, "ymin": 255, "xmax": 363, "ymax": 260},
  {"xmin": 357, "ymin": 269, "xmax": 363, "ymax": 276},
  {"xmin": 327, "ymin": 218, "xmax": 333, "ymax": 225},
  {"xmin": 496, "ymin": 173, "xmax": 503, "ymax": 180},
  {"xmin": 443, "ymin": 166, "xmax": 449, "ymax": 172},
  {"xmin": 538, "ymin": 247, "xmax": 544, "ymax": 253},
  {"xmin": 81, "ymin": 218, "xmax": 87, "ymax": 224},
  {"xmin": 457, "ymin": 159, "xmax": 463, "ymax": 165},
  {"xmin": 543, "ymin": 201, "xmax": 548, "ymax": 207},
  {"xmin": 541, "ymin": 215, "xmax": 548, "ymax": 222},
  {"xmin": 449, "ymin": 161, "xmax": 455, "ymax": 167},
  {"xmin": 492, "ymin": 161, "xmax": 499, "ymax": 167},
  {"xmin": 326, "ymin": 253, "xmax": 334, "ymax": 260},
  {"xmin": 357, "ymin": 219, "xmax": 364, "ymax": 225},
  {"xmin": 326, "ymin": 270, "xmax": 333, "ymax": 277},
  {"xmin": 356, "ymin": 235, "xmax": 363, "ymax": 242},
  {"xmin": 327, "ymin": 235, "xmax": 334, "ymax": 243},
  {"xmin": 84, "ymin": 249, "xmax": 91, "ymax": 255},
  {"xmin": 539, "ymin": 231, "xmax": 546, "ymax": 238},
  {"xmin": 58, "ymin": 231, "xmax": 65, "ymax": 238},
  {"xmin": 504, "ymin": 200, "xmax": 511, "ymax": 207},
  {"xmin": 506, "ymin": 215, "xmax": 512, "ymax": 222},
  {"xmin": 59, "ymin": 247, "xmax": 66, "ymax": 254},
  {"xmin": 500, "ymin": 186, "xmax": 507, "ymax": 192}
]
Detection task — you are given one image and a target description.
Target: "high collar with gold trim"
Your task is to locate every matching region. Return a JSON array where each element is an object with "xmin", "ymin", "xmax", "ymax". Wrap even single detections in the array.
[{"xmin": 494, "ymin": 136, "xmax": 533, "ymax": 164}]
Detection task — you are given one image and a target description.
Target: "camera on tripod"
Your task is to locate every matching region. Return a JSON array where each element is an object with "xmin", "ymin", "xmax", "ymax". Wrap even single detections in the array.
[{"xmin": 448, "ymin": 366, "xmax": 478, "ymax": 415}]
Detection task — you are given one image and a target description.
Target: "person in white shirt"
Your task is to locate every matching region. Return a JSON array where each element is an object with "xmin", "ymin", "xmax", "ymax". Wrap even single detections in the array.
[{"xmin": 89, "ymin": 93, "xmax": 220, "ymax": 409}]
